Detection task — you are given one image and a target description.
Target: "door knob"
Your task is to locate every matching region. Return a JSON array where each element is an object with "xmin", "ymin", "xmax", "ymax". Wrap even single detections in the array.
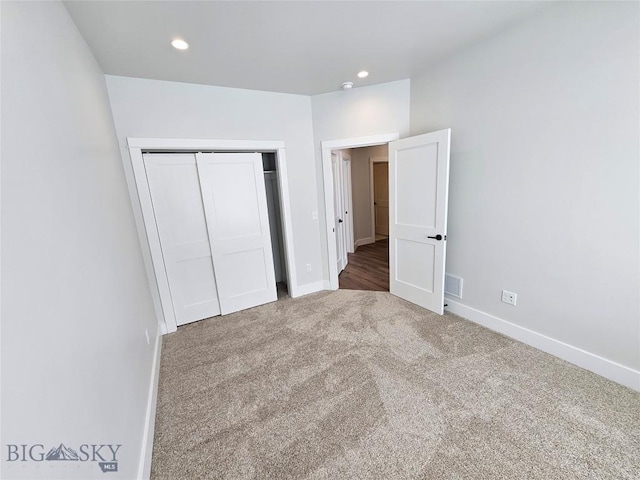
[
  {"xmin": 338, "ymin": 218, "xmax": 343, "ymax": 223},
  {"xmin": 427, "ymin": 234, "xmax": 443, "ymax": 241}
]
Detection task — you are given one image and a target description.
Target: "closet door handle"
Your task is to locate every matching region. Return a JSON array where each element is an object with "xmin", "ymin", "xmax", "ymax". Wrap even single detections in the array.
[
  {"xmin": 338, "ymin": 218, "xmax": 344, "ymax": 223},
  {"xmin": 427, "ymin": 234, "xmax": 443, "ymax": 241}
]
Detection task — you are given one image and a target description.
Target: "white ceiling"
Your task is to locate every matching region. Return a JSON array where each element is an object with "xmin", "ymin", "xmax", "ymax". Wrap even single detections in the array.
[{"xmin": 64, "ymin": 1, "xmax": 551, "ymax": 96}]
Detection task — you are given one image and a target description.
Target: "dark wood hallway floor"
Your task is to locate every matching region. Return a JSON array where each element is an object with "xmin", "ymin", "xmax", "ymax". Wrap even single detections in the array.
[{"xmin": 339, "ymin": 239, "xmax": 389, "ymax": 291}]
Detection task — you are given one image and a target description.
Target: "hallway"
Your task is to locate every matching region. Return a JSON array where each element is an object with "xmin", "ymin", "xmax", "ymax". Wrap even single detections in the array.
[{"xmin": 338, "ymin": 239, "xmax": 389, "ymax": 291}]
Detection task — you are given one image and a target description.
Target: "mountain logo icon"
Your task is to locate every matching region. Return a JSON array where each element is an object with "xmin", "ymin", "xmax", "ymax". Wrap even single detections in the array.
[{"xmin": 45, "ymin": 443, "xmax": 80, "ymax": 461}]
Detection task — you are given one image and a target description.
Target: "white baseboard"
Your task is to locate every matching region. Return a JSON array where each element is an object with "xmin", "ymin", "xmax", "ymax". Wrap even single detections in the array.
[
  {"xmin": 355, "ymin": 237, "xmax": 375, "ymax": 248},
  {"xmin": 290, "ymin": 280, "xmax": 326, "ymax": 298},
  {"xmin": 445, "ymin": 299, "xmax": 640, "ymax": 392},
  {"xmin": 137, "ymin": 333, "xmax": 163, "ymax": 479}
]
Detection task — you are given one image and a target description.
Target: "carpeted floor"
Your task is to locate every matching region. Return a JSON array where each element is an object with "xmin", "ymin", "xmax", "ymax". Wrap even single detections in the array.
[{"xmin": 151, "ymin": 289, "xmax": 640, "ymax": 479}]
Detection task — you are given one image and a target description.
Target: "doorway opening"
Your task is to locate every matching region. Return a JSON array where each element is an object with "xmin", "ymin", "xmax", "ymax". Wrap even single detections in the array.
[
  {"xmin": 371, "ymin": 156, "xmax": 389, "ymax": 242},
  {"xmin": 262, "ymin": 152, "xmax": 288, "ymax": 297},
  {"xmin": 323, "ymin": 129, "xmax": 452, "ymax": 315},
  {"xmin": 321, "ymin": 132, "xmax": 399, "ymax": 291},
  {"xmin": 332, "ymin": 146, "xmax": 390, "ymax": 291}
]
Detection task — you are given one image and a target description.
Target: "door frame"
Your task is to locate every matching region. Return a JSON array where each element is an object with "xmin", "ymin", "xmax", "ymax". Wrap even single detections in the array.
[
  {"xmin": 125, "ymin": 137, "xmax": 298, "ymax": 334},
  {"xmin": 321, "ymin": 133, "xmax": 400, "ymax": 290},
  {"xmin": 369, "ymin": 156, "xmax": 389, "ymax": 241}
]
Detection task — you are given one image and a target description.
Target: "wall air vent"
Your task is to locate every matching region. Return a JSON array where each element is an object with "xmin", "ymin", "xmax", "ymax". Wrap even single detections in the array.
[{"xmin": 444, "ymin": 273, "xmax": 463, "ymax": 298}]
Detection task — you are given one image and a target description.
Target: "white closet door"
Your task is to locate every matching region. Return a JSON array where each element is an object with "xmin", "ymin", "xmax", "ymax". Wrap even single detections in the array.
[
  {"xmin": 196, "ymin": 152, "xmax": 277, "ymax": 315},
  {"xmin": 143, "ymin": 153, "xmax": 221, "ymax": 325}
]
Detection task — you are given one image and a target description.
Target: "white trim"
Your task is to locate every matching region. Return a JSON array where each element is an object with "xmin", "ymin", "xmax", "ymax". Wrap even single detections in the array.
[
  {"xmin": 321, "ymin": 133, "xmax": 399, "ymax": 151},
  {"xmin": 129, "ymin": 148, "xmax": 177, "ymax": 333},
  {"xmin": 118, "ymin": 144, "xmax": 169, "ymax": 335},
  {"xmin": 369, "ymin": 156, "xmax": 389, "ymax": 241},
  {"xmin": 445, "ymin": 298, "xmax": 640, "ymax": 392},
  {"xmin": 127, "ymin": 137, "xmax": 284, "ymax": 151},
  {"xmin": 291, "ymin": 281, "xmax": 326, "ymax": 298},
  {"xmin": 137, "ymin": 334, "xmax": 162, "ymax": 479},
  {"xmin": 274, "ymin": 148, "xmax": 298, "ymax": 298},
  {"xmin": 354, "ymin": 237, "xmax": 375, "ymax": 249},
  {"xmin": 125, "ymin": 138, "xmax": 297, "ymax": 333},
  {"xmin": 321, "ymin": 133, "xmax": 399, "ymax": 290}
]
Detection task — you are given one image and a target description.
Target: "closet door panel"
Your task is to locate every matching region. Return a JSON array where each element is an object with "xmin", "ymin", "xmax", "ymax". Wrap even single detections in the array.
[
  {"xmin": 197, "ymin": 152, "xmax": 277, "ymax": 315},
  {"xmin": 209, "ymin": 162, "xmax": 262, "ymax": 239},
  {"xmin": 144, "ymin": 153, "xmax": 221, "ymax": 325}
]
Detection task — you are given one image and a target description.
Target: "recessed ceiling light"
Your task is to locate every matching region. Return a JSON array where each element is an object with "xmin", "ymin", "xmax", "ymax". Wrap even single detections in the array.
[
  {"xmin": 171, "ymin": 39, "xmax": 189, "ymax": 50},
  {"xmin": 357, "ymin": 71, "xmax": 369, "ymax": 78},
  {"xmin": 341, "ymin": 82, "xmax": 354, "ymax": 90}
]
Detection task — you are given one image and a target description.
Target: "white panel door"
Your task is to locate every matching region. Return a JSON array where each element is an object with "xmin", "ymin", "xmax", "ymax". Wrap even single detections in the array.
[
  {"xmin": 389, "ymin": 129, "xmax": 451, "ymax": 315},
  {"xmin": 196, "ymin": 152, "xmax": 277, "ymax": 315},
  {"xmin": 143, "ymin": 153, "xmax": 221, "ymax": 326},
  {"xmin": 342, "ymin": 157, "xmax": 354, "ymax": 254},
  {"xmin": 332, "ymin": 152, "xmax": 348, "ymax": 273}
]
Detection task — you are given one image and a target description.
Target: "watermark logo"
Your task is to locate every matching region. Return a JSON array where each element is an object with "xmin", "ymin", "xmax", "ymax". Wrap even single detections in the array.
[
  {"xmin": 6, "ymin": 443, "xmax": 121, "ymax": 473},
  {"xmin": 45, "ymin": 443, "xmax": 79, "ymax": 461}
]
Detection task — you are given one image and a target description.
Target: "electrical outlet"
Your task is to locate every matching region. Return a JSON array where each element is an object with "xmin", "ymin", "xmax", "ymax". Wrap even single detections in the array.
[
  {"xmin": 306, "ymin": 264, "xmax": 312, "ymax": 272},
  {"xmin": 501, "ymin": 290, "xmax": 517, "ymax": 306},
  {"xmin": 145, "ymin": 328, "xmax": 150, "ymax": 345}
]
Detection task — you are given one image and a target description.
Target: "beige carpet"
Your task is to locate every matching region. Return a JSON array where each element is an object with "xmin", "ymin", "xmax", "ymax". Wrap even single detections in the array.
[{"xmin": 151, "ymin": 289, "xmax": 640, "ymax": 479}]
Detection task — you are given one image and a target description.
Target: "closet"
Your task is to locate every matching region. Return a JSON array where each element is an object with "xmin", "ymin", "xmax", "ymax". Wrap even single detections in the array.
[
  {"xmin": 142, "ymin": 151, "xmax": 286, "ymax": 327},
  {"xmin": 262, "ymin": 153, "xmax": 287, "ymax": 283}
]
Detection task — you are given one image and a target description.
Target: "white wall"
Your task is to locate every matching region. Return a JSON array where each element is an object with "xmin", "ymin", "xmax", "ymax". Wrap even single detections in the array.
[
  {"xmin": 104, "ymin": 76, "xmax": 322, "ymax": 294},
  {"xmin": 348, "ymin": 145, "xmax": 388, "ymax": 243},
  {"xmin": 311, "ymin": 80, "xmax": 411, "ymax": 143},
  {"xmin": 1, "ymin": 2, "xmax": 159, "ymax": 479},
  {"xmin": 411, "ymin": 2, "xmax": 640, "ymax": 381},
  {"xmin": 311, "ymin": 80, "xmax": 410, "ymax": 279}
]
